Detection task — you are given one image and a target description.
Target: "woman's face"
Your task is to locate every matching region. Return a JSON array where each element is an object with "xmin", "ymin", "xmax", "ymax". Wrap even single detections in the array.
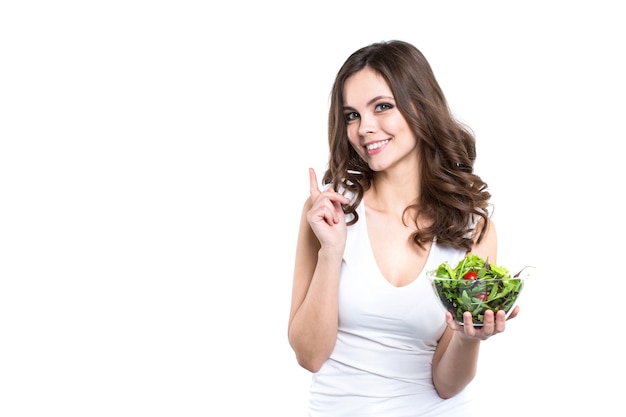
[{"xmin": 343, "ymin": 67, "xmax": 418, "ymax": 173}]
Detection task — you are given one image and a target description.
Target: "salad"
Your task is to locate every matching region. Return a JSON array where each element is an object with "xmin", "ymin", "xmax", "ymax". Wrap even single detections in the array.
[{"xmin": 429, "ymin": 254, "xmax": 526, "ymax": 325}]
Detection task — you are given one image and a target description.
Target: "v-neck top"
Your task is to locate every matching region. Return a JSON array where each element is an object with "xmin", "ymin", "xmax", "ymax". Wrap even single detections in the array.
[{"xmin": 308, "ymin": 201, "xmax": 475, "ymax": 417}]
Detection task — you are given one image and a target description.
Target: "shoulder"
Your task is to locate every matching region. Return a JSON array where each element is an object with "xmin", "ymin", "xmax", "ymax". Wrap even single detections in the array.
[{"xmin": 470, "ymin": 217, "xmax": 497, "ymax": 262}]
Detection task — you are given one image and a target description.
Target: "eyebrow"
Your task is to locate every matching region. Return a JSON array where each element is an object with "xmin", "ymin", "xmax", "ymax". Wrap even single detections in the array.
[{"xmin": 343, "ymin": 95, "xmax": 395, "ymax": 111}]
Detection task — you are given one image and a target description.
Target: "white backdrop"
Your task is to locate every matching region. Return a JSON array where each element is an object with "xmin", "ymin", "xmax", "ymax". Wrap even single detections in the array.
[{"xmin": 1, "ymin": 1, "xmax": 623, "ymax": 416}]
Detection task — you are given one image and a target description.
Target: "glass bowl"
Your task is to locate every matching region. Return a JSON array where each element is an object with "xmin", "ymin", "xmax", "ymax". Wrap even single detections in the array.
[{"xmin": 427, "ymin": 273, "xmax": 526, "ymax": 326}]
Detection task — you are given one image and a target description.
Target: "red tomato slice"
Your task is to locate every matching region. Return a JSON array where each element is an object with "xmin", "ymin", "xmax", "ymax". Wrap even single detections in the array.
[{"xmin": 464, "ymin": 271, "xmax": 478, "ymax": 280}]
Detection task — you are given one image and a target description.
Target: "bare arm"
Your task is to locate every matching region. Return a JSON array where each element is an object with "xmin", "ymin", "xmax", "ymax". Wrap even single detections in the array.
[
  {"xmin": 287, "ymin": 169, "xmax": 349, "ymax": 372},
  {"xmin": 431, "ymin": 219, "xmax": 520, "ymax": 398}
]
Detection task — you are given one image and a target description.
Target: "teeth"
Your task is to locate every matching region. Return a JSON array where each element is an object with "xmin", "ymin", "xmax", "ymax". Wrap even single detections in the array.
[{"xmin": 366, "ymin": 140, "xmax": 389, "ymax": 150}]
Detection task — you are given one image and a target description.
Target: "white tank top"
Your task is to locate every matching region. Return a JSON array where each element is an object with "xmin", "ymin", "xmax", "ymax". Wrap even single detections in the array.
[{"xmin": 308, "ymin": 200, "xmax": 476, "ymax": 417}]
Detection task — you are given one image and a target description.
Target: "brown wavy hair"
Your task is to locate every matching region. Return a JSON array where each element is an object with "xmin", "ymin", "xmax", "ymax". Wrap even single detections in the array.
[{"xmin": 322, "ymin": 40, "xmax": 492, "ymax": 252}]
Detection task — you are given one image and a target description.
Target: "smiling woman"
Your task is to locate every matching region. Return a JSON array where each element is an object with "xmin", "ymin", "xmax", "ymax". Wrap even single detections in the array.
[{"xmin": 287, "ymin": 40, "xmax": 513, "ymax": 417}]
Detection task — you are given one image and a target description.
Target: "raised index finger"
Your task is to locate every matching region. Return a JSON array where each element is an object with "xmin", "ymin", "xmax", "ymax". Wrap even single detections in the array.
[{"xmin": 309, "ymin": 167, "xmax": 321, "ymax": 199}]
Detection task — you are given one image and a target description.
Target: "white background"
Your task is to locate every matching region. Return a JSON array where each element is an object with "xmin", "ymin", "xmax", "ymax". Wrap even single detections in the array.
[{"xmin": 1, "ymin": 1, "xmax": 623, "ymax": 416}]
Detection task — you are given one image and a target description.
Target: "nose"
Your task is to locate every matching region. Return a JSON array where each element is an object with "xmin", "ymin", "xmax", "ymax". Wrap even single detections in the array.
[{"xmin": 358, "ymin": 114, "xmax": 377, "ymax": 137}]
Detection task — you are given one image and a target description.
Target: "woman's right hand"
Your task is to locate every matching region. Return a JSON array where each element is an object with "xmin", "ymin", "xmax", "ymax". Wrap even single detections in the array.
[{"xmin": 306, "ymin": 168, "xmax": 349, "ymax": 251}]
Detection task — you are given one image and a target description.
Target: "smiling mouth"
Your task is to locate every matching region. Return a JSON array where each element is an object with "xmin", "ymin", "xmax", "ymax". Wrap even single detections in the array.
[{"xmin": 366, "ymin": 139, "xmax": 390, "ymax": 151}]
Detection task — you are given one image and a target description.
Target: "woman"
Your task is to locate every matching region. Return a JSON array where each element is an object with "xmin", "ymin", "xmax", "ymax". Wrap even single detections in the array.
[{"xmin": 287, "ymin": 40, "xmax": 519, "ymax": 416}]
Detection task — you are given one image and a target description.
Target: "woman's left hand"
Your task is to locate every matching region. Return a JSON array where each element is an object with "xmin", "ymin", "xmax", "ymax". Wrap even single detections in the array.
[{"xmin": 445, "ymin": 306, "xmax": 520, "ymax": 340}]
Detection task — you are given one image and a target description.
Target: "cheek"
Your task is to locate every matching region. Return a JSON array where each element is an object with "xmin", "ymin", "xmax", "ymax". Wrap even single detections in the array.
[
  {"xmin": 383, "ymin": 113, "xmax": 409, "ymax": 132},
  {"xmin": 346, "ymin": 125, "xmax": 361, "ymax": 147},
  {"xmin": 384, "ymin": 115, "xmax": 415, "ymax": 143}
]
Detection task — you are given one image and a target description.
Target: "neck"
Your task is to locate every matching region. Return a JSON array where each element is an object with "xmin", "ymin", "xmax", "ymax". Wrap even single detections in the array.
[{"xmin": 367, "ymin": 175, "xmax": 419, "ymax": 214}]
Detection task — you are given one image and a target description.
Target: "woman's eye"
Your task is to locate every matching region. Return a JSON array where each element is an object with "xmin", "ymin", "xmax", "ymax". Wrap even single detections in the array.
[
  {"xmin": 375, "ymin": 103, "xmax": 393, "ymax": 112},
  {"xmin": 344, "ymin": 112, "xmax": 359, "ymax": 122}
]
